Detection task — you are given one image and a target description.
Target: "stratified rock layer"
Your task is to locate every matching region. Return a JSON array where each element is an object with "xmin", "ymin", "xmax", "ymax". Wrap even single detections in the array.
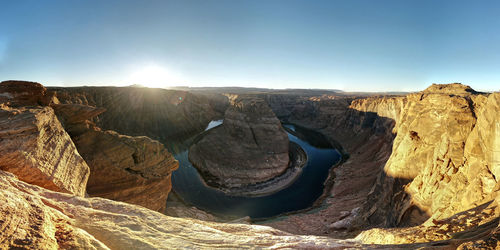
[
  {"xmin": 0, "ymin": 80, "xmax": 58, "ymax": 107},
  {"xmin": 265, "ymin": 83, "xmax": 500, "ymax": 245},
  {"xmin": 0, "ymin": 170, "xmax": 364, "ymax": 249},
  {"xmin": 0, "ymin": 107, "xmax": 89, "ymax": 196},
  {"xmin": 55, "ymin": 103, "xmax": 179, "ymax": 212},
  {"xmin": 189, "ymin": 95, "xmax": 289, "ymax": 188}
]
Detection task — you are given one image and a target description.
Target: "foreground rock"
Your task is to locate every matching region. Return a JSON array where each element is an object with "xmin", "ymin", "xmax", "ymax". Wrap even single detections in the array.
[
  {"xmin": 0, "ymin": 106, "xmax": 90, "ymax": 196},
  {"xmin": 55, "ymin": 103, "xmax": 179, "ymax": 212},
  {"xmin": 189, "ymin": 95, "xmax": 290, "ymax": 190},
  {"xmin": 0, "ymin": 170, "xmax": 365, "ymax": 249}
]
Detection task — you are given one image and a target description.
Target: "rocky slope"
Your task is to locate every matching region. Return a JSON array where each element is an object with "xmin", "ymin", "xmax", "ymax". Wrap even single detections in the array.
[{"xmin": 188, "ymin": 95, "xmax": 291, "ymax": 190}]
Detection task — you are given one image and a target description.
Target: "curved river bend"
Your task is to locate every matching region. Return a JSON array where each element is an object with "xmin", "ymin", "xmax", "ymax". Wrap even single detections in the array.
[{"xmin": 170, "ymin": 121, "xmax": 341, "ymax": 219}]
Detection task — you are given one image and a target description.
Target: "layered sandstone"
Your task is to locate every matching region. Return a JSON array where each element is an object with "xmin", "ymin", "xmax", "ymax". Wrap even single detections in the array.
[
  {"xmin": 0, "ymin": 106, "xmax": 90, "ymax": 197},
  {"xmin": 0, "ymin": 80, "xmax": 179, "ymax": 212},
  {"xmin": 188, "ymin": 96, "xmax": 290, "ymax": 189},
  {"xmin": 0, "ymin": 170, "xmax": 365, "ymax": 249},
  {"xmin": 55, "ymin": 103, "xmax": 179, "ymax": 212},
  {"xmin": 2, "ymin": 80, "xmax": 500, "ymax": 249},
  {"xmin": 355, "ymin": 84, "xmax": 499, "ymax": 231},
  {"xmin": 264, "ymin": 84, "xmax": 500, "ymax": 246},
  {"xmin": 0, "ymin": 80, "xmax": 58, "ymax": 107}
]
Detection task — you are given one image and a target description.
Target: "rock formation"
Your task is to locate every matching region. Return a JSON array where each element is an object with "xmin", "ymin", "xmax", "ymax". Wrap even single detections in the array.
[
  {"xmin": 0, "ymin": 80, "xmax": 179, "ymax": 212},
  {"xmin": 0, "ymin": 80, "xmax": 58, "ymax": 107},
  {"xmin": 0, "ymin": 107, "xmax": 90, "ymax": 197},
  {"xmin": 0, "ymin": 170, "xmax": 366, "ymax": 249},
  {"xmin": 0, "ymin": 80, "xmax": 90, "ymax": 196},
  {"xmin": 54, "ymin": 103, "xmax": 179, "ymax": 212},
  {"xmin": 2, "ymin": 80, "xmax": 500, "ymax": 249},
  {"xmin": 188, "ymin": 95, "xmax": 290, "ymax": 189},
  {"xmin": 264, "ymin": 83, "xmax": 500, "ymax": 246}
]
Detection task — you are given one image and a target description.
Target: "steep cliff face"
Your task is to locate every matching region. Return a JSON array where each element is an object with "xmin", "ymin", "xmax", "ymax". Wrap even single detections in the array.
[
  {"xmin": 264, "ymin": 94, "xmax": 400, "ymax": 237},
  {"xmin": 0, "ymin": 81, "xmax": 90, "ymax": 196},
  {"xmin": 50, "ymin": 86, "xmax": 228, "ymax": 142},
  {"xmin": 0, "ymin": 81, "xmax": 180, "ymax": 212},
  {"xmin": 357, "ymin": 84, "xmax": 500, "ymax": 231},
  {"xmin": 188, "ymin": 95, "xmax": 290, "ymax": 190},
  {"xmin": 0, "ymin": 80, "xmax": 58, "ymax": 107},
  {"xmin": 1, "ymin": 80, "xmax": 500, "ymax": 249},
  {"xmin": 266, "ymin": 84, "xmax": 500, "ymax": 246},
  {"xmin": 55, "ymin": 103, "xmax": 179, "ymax": 212},
  {"xmin": 0, "ymin": 107, "xmax": 90, "ymax": 197}
]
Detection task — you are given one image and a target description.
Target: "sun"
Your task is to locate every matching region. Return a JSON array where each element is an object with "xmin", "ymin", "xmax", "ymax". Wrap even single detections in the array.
[{"xmin": 128, "ymin": 64, "xmax": 182, "ymax": 88}]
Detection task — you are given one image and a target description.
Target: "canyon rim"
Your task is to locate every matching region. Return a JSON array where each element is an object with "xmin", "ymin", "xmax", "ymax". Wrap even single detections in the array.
[{"xmin": 0, "ymin": 80, "xmax": 499, "ymax": 249}]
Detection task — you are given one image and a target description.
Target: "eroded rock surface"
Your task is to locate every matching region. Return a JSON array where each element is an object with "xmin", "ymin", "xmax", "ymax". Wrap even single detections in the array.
[
  {"xmin": 55, "ymin": 103, "xmax": 179, "ymax": 212},
  {"xmin": 0, "ymin": 106, "xmax": 90, "ymax": 196},
  {"xmin": 189, "ymin": 95, "xmax": 290, "ymax": 189},
  {"xmin": 0, "ymin": 80, "xmax": 58, "ymax": 107},
  {"xmin": 0, "ymin": 170, "xmax": 364, "ymax": 249},
  {"xmin": 264, "ymin": 84, "xmax": 500, "ymax": 246}
]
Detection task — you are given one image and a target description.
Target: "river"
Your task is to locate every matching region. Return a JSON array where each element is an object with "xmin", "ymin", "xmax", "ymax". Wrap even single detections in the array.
[{"xmin": 170, "ymin": 120, "xmax": 341, "ymax": 219}]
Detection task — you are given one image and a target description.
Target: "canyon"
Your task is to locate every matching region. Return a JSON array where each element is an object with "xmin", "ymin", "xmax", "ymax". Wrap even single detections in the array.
[
  {"xmin": 188, "ymin": 95, "xmax": 293, "ymax": 194},
  {"xmin": 1, "ymin": 80, "xmax": 499, "ymax": 249}
]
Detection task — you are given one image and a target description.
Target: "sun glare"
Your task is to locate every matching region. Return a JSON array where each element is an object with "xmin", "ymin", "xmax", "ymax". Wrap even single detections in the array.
[{"xmin": 128, "ymin": 65, "xmax": 183, "ymax": 88}]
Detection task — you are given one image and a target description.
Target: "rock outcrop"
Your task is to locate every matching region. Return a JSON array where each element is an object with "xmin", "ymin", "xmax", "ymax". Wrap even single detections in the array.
[
  {"xmin": 55, "ymin": 103, "xmax": 179, "ymax": 212},
  {"xmin": 2, "ymin": 80, "xmax": 500, "ymax": 249},
  {"xmin": 188, "ymin": 95, "xmax": 290, "ymax": 189},
  {"xmin": 0, "ymin": 100, "xmax": 89, "ymax": 197},
  {"xmin": 355, "ymin": 84, "xmax": 499, "ymax": 231},
  {"xmin": 0, "ymin": 80, "xmax": 58, "ymax": 107},
  {"xmin": 0, "ymin": 80, "xmax": 179, "ymax": 212},
  {"xmin": 0, "ymin": 170, "xmax": 365, "ymax": 249}
]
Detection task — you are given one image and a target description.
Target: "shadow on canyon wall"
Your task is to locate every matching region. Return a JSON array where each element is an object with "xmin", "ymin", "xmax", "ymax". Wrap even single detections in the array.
[
  {"xmin": 52, "ymin": 86, "xmax": 433, "ymax": 229},
  {"xmin": 267, "ymin": 94, "xmax": 433, "ymax": 229}
]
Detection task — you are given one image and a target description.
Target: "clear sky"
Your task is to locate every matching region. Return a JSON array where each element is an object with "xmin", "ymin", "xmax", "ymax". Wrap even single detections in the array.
[{"xmin": 1, "ymin": 0, "xmax": 499, "ymax": 92}]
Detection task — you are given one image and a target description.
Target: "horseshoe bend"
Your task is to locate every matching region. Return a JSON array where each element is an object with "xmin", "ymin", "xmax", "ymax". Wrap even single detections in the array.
[{"xmin": 0, "ymin": 80, "xmax": 499, "ymax": 249}]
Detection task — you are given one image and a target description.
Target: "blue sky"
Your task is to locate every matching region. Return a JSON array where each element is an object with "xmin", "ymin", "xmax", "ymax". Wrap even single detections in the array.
[{"xmin": 1, "ymin": 0, "xmax": 499, "ymax": 91}]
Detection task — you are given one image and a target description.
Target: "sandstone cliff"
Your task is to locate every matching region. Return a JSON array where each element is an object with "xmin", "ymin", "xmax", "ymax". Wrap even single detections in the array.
[
  {"xmin": 264, "ymin": 83, "xmax": 500, "ymax": 246},
  {"xmin": 54, "ymin": 103, "xmax": 179, "ymax": 212},
  {"xmin": 0, "ymin": 81, "xmax": 90, "ymax": 197},
  {"xmin": 0, "ymin": 80, "xmax": 180, "ymax": 212},
  {"xmin": 0, "ymin": 107, "xmax": 90, "ymax": 197},
  {"xmin": 2, "ymin": 80, "xmax": 500, "ymax": 248},
  {"xmin": 188, "ymin": 95, "xmax": 290, "ymax": 190}
]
